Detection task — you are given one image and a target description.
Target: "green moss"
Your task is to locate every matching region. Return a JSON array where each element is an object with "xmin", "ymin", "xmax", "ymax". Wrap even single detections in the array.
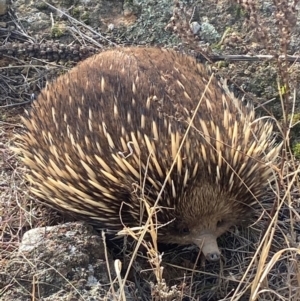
[
  {"xmin": 229, "ymin": 3, "xmax": 248, "ymax": 19},
  {"xmin": 0, "ymin": 111, "xmax": 7, "ymax": 122},
  {"xmin": 36, "ymin": 2, "xmax": 48, "ymax": 10},
  {"xmin": 62, "ymin": 0, "xmax": 79, "ymax": 6},
  {"xmin": 216, "ymin": 61, "xmax": 229, "ymax": 69},
  {"xmin": 213, "ymin": 27, "xmax": 232, "ymax": 49},
  {"xmin": 81, "ymin": 12, "xmax": 90, "ymax": 25},
  {"xmin": 288, "ymin": 113, "xmax": 300, "ymax": 124},
  {"xmin": 286, "ymin": 112, "xmax": 300, "ymax": 157},
  {"xmin": 71, "ymin": 7, "xmax": 81, "ymax": 19},
  {"xmin": 51, "ymin": 25, "xmax": 65, "ymax": 38},
  {"xmin": 292, "ymin": 143, "xmax": 300, "ymax": 159}
]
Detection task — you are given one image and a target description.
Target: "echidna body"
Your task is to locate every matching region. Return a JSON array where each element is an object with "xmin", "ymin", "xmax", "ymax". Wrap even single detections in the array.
[{"xmin": 15, "ymin": 47, "xmax": 281, "ymax": 261}]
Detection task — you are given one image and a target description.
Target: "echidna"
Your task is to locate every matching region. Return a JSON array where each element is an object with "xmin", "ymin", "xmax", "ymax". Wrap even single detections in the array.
[{"xmin": 15, "ymin": 47, "xmax": 281, "ymax": 261}]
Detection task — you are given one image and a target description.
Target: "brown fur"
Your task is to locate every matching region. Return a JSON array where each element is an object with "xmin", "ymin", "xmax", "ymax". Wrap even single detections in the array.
[{"xmin": 15, "ymin": 47, "xmax": 281, "ymax": 261}]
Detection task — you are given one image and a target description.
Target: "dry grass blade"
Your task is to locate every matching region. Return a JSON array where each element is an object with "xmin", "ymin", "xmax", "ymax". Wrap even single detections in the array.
[{"xmin": 251, "ymin": 247, "xmax": 300, "ymax": 301}]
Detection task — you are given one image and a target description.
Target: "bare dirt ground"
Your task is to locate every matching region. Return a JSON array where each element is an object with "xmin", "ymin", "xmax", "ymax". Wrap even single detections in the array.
[{"xmin": 1, "ymin": 0, "xmax": 300, "ymax": 300}]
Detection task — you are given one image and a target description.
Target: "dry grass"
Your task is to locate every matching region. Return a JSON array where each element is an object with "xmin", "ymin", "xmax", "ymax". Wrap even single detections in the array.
[{"xmin": 1, "ymin": 1, "xmax": 300, "ymax": 300}]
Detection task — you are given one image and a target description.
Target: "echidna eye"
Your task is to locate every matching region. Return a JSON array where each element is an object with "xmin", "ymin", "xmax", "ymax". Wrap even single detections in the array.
[
  {"xmin": 182, "ymin": 227, "xmax": 190, "ymax": 234},
  {"xmin": 217, "ymin": 220, "xmax": 226, "ymax": 228}
]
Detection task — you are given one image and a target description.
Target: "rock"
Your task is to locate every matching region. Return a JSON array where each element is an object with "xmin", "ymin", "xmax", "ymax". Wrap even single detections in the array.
[
  {"xmin": 0, "ymin": 0, "xmax": 7, "ymax": 16},
  {"xmin": 0, "ymin": 222, "xmax": 120, "ymax": 300}
]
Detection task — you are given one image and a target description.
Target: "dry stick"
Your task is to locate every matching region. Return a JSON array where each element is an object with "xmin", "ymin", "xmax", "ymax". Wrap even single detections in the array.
[
  {"xmin": 119, "ymin": 73, "xmax": 215, "ymax": 297},
  {"xmin": 42, "ymin": 1, "xmax": 116, "ymax": 47},
  {"xmin": 67, "ymin": 25, "xmax": 105, "ymax": 49},
  {"xmin": 197, "ymin": 54, "xmax": 300, "ymax": 63},
  {"xmin": 8, "ymin": 10, "xmax": 35, "ymax": 43},
  {"xmin": 2, "ymin": 39, "xmax": 300, "ymax": 64},
  {"xmin": 102, "ymin": 231, "xmax": 118, "ymax": 299}
]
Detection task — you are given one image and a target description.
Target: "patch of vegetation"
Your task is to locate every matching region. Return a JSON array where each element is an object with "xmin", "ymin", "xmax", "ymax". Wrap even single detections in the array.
[
  {"xmin": 51, "ymin": 25, "xmax": 65, "ymax": 38},
  {"xmin": 36, "ymin": 2, "xmax": 48, "ymax": 10},
  {"xmin": 292, "ymin": 143, "xmax": 300, "ymax": 159}
]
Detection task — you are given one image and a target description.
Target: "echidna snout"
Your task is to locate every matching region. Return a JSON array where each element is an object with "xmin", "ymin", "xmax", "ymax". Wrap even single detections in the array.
[
  {"xmin": 195, "ymin": 234, "xmax": 221, "ymax": 262},
  {"xmin": 14, "ymin": 47, "xmax": 281, "ymax": 261}
]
